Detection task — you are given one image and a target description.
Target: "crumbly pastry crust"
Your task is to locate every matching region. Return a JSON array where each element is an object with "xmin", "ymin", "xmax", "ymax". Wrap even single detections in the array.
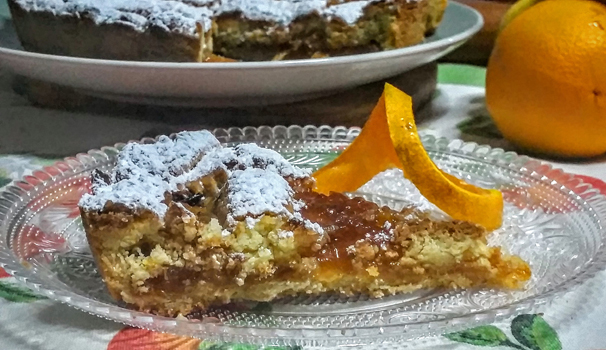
[
  {"xmin": 79, "ymin": 131, "xmax": 530, "ymax": 317},
  {"xmin": 8, "ymin": 0, "xmax": 448, "ymax": 61}
]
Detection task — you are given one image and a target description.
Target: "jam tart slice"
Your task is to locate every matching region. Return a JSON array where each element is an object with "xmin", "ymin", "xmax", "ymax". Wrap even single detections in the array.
[{"xmin": 80, "ymin": 128, "xmax": 530, "ymax": 317}]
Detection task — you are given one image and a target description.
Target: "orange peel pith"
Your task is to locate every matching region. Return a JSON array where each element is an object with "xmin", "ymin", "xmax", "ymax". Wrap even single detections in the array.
[{"xmin": 313, "ymin": 83, "xmax": 503, "ymax": 230}]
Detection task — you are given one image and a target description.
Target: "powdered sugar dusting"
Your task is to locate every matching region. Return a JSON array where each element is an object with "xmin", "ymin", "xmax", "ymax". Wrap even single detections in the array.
[
  {"xmin": 245, "ymin": 217, "xmax": 258, "ymax": 229},
  {"xmin": 174, "ymin": 202, "xmax": 195, "ymax": 218},
  {"xmin": 367, "ymin": 230, "xmax": 392, "ymax": 248},
  {"xmin": 214, "ymin": 0, "xmax": 382, "ymax": 25},
  {"xmin": 292, "ymin": 211, "xmax": 325, "ymax": 234},
  {"xmin": 115, "ymin": 131, "xmax": 220, "ymax": 181},
  {"xmin": 83, "ymin": 169, "xmax": 171, "ymax": 215},
  {"xmin": 80, "ymin": 130, "xmax": 221, "ymax": 215},
  {"xmin": 178, "ymin": 147, "xmax": 236, "ymax": 183},
  {"xmin": 226, "ymin": 168, "xmax": 294, "ymax": 225},
  {"xmin": 278, "ymin": 230, "xmax": 294, "ymax": 239},
  {"xmin": 14, "ymin": 0, "xmax": 387, "ymax": 36},
  {"xmin": 216, "ymin": 0, "xmax": 326, "ymax": 25},
  {"xmin": 79, "ymin": 130, "xmax": 323, "ymax": 235},
  {"xmin": 324, "ymin": 1, "xmax": 371, "ymax": 24},
  {"xmin": 13, "ymin": 0, "xmax": 214, "ymax": 35},
  {"xmin": 177, "ymin": 143, "xmax": 310, "ymax": 185},
  {"xmin": 233, "ymin": 143, "xmax": 311, "ymax": 179}
]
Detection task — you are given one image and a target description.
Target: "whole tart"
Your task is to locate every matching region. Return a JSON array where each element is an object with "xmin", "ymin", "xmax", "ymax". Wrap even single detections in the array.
[
  {"xmin": 79, "ymin": 130, "xmax": 530, "ymax": 316},
  {"xmin": 8, "ymin": 0, "xmax": 448, "ymax": 61}
]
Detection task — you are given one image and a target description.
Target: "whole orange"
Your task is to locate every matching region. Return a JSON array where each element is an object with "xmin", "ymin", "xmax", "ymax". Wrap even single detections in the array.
[{"xmin": 486, "ymin": 0, "xmax": 606, "ymax": 158}]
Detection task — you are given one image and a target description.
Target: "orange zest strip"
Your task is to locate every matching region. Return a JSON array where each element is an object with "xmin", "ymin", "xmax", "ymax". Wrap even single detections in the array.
[
  {"xmin": 313, "ymin": 83, "xmax": 503, "ymax": 230},
  {"xmin": 313, "ymin": 93, "xmax": 401, "ymax": 195}
]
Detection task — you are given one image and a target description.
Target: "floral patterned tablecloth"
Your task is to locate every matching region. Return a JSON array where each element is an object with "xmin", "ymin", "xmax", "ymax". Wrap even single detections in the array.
[{"xmin": 1, "ymin": 66, "xmax": 606, "ymax": 350}]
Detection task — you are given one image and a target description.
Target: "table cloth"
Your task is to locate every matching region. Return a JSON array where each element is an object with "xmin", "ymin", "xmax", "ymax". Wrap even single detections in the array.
[{"xmin": 0, "ymin": 63, "xmax": 605, "ymax": 350}]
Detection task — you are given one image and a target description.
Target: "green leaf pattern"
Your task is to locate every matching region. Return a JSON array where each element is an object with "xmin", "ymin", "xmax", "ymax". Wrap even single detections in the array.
[
  {"xmin": 445, "ymin": 314, "xmax": 561, "ymax": 350},
  {"xmin": 0, "ymin": 175, "xmax": 10, "ymax": 188},
  {"xmin": 511, "ymin": 315, "xmax": 562, "ymax": 350},
  {"xmin": 0, "ymin": 280, "xmax": 45, "ymax": 302},
  {"xmin": 444, "ymin": 325, "xmax": 509, "ymax": 346},
  {"xmin": 0, "ymin": 167, "xmax": 10, "ymax": 188}
]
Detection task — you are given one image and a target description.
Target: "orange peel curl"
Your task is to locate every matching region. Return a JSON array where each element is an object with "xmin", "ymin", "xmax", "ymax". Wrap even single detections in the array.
[{"xmin": 313, "ymin": 83, "xmax": 503, "ymax": 230}]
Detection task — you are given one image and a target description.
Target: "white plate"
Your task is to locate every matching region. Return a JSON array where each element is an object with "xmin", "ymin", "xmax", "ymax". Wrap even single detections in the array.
[{"xmin": 0, "ymin": 3, "xmax": 482, "ymax": 107}]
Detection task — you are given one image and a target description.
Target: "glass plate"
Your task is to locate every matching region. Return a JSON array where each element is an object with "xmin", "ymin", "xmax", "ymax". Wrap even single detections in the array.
[{"xmin": 1, "ymin": 125, "xmax": 605, "ymax": 347}]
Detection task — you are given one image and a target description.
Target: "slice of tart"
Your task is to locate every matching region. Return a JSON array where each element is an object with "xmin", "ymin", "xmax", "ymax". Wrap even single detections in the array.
[{"xmin": 79, "ymin": 131, "xmax": 530, "ymax": 316}]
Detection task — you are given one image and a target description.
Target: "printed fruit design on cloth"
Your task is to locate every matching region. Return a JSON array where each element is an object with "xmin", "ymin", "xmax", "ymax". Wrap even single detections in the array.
[
  {"xmin": 314, "ymin": 83, "xmax": 503, "ymax": 230},
  {"xmin": 0, "ymin": 265, "xmax": 46, "ymax": 302},
  {"xmin": 486, "ymin": 0, "xmax": 606, "ymax": 158},
  {"xmin": 108, "ymin": 328, "xmax": 200, "ymax": 350},
  {"xmin": 107, "ymin": 327, "xmax": 301, "ymax": 350}
]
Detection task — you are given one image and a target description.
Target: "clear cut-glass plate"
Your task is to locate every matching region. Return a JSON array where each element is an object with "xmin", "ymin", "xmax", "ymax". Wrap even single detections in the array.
[{"xmin": 0, "ymin": 125, "xmax": 605, "ymax": 348}]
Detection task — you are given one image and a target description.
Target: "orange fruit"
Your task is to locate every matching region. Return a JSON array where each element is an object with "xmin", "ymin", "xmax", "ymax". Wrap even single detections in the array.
[
  {"xmin": 314, "ymin": 84, "xmax": 503, "ymax": 230},
  {"xmin": 486, "ymin": 0, "xmax": 606, "ymax": 158}
]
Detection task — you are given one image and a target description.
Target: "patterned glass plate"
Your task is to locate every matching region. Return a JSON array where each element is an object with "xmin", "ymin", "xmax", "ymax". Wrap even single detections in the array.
[{"xmin": 1, "ymin": 125, "xmax": 605, "ymax": 348}]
